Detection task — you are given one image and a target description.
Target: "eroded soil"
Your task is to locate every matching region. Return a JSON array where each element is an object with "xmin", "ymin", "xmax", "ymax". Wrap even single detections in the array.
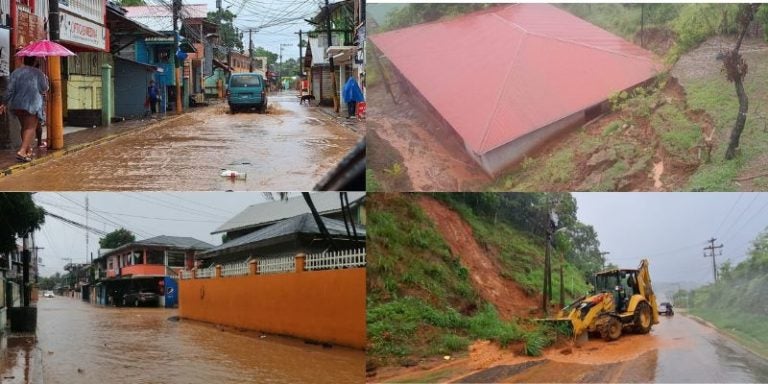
[{"xmin": 417, "ymin": 197, "xmax": 539, "ymax": 319}]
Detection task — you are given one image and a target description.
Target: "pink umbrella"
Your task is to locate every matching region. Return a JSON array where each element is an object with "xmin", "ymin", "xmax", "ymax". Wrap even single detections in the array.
[{"xmin": 16, "ymin": 40, "xmax": 75, "ymax": 57}]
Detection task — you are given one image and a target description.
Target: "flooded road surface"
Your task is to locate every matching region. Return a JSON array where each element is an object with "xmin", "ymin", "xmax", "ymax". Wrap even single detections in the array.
[
  {"xmin": 1, "ymin": 297, "xmax": 364, "ymax": 384},
  {"xmin": 376, "ymin": 314, "xmax": 768, "ymax": 383},
  {"xmin": 0, "ymin": 92, "xmax": 361, "ymax": 191}
]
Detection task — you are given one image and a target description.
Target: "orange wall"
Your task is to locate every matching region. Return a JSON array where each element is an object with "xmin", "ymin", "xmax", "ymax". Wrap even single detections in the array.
[
  {"xmin": 179, "ymin": 268, "xmax": 365, "ymax": 349},
  {"xmin": 121, "ymin": 264, "xmax": 166, "ymax": 276}
]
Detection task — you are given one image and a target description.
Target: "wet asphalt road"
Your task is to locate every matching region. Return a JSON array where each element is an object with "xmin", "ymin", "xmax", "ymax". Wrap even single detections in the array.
[
  {"xmin": 0, "ymin": 93, "xmax": 361, "ymax": 191},
  {"xmin": 455, "ymin": 314, "xmax": 768, "ymax": 383},
  {"xmin": 0, "ymin": 297, "xmax": 364, "ymax": 384}
]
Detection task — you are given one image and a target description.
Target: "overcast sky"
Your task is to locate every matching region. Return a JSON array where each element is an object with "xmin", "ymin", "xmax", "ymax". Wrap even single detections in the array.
[
  {"xmin": 31, "ymin": 192, "xmax": 302, "ymax": 276},
  {"xmin": 195, "ymin": 0, "xmax": 325, "ymax": 60},
  {"xmin": 573, "ymin": 193, "xmax": 768, "ymax": 285}
]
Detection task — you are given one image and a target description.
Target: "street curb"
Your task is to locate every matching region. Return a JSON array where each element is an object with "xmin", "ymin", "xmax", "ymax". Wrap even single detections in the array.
[
  {"xmin": 0, "ymin": 114, "xmax": 187, "ymax": 179},
  {"xmin": 683, "ymin": 313, "xmax": 768, "ymax": 360}
]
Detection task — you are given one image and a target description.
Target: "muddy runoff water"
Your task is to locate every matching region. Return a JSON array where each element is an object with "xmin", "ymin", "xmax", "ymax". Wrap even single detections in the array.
[
  {"xmin": 376, "ymin": 313, "xmax": 768, "ymax": 383},
  {"xmin": 0, "ymin": 93, "xmax": 360, "ymax": 191},
  {"xmin": 24, "ymin": 297, "xmax": 364, "ymax": 384}
]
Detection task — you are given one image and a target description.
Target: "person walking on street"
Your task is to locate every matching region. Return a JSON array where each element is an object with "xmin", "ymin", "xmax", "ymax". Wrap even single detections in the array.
[
  {"xmin": 0, "ymin": 56, "xmax": 50, "ymax": 162},
  {"xmin": 342, "ymin": 76, "xmax": 364, "ymax": 119},
  {"xmin": 147, "ymin": 80, "xmax": 159, "ymax": 114}
]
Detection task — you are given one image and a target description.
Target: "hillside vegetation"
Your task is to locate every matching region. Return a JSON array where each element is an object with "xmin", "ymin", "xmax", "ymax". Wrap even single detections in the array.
[
  {"xmin": 367, "ymin": 193, "xmax": 603, "ymax": 370},
  {"xmin": 682, "ymin": 228, "xmax": 768, "ymax": 356}
]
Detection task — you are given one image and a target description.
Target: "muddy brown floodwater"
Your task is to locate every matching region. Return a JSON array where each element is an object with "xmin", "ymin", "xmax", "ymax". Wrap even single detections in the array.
[
  {"xmin": 0, "ymin": 92, "xmax": 361, "ymax": 191},
  {"xmin": 375, "ymin": 313, "xmax": 768, "ymax": 383},
  {"xmin": 2, "ymin": 297, "xmax": 364, "ymax": 384}
]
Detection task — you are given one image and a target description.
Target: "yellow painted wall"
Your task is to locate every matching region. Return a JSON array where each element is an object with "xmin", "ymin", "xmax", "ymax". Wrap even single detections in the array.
[
  {"xmin": 179, "ymin": 268, "xmax": 366, "ymax": 349},
  {"xmin": 67, "ymin": 75, "xmax": 102, "ymax": 110}
]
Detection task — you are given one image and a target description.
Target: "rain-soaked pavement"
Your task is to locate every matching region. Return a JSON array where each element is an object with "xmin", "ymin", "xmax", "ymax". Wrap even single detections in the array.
[
  {"xmin": 0, "ymin": 92, "xmax": 361, "ymax": 191},
  {"xmin": 0, "ymin": 297, "xmax": 364, "ymax": 384},
  {"xmin": 378, "ymin": 313, "xmax": 768, "ymax": 383}
]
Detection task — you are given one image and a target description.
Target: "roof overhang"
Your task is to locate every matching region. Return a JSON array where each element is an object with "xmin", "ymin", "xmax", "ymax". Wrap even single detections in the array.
[{"xmin": 326, "ymin": 45, "xmax": 355, "ymax": 63}]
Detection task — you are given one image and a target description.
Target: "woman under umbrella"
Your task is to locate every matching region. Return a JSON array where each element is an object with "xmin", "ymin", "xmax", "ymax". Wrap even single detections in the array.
[
  {"xmin": 0, "ymin": 56, "xmax": 49, "ymax": 162},
  {"xmin": 0, "ymin": 40, "xmax": 73, "ymax": 162}
]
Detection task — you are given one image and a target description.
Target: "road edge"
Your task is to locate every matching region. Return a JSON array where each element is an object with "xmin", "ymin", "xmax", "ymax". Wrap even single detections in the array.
[
  {"xmin": 0, "ymin": 114, "xmax": 187, "ymax": 179},
  {"xmin": 683, "ymin": 312, "xmax": 768, "ymax": 361}
]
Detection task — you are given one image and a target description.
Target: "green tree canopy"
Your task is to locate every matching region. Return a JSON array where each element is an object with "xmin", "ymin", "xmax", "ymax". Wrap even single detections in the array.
[
  {"xmin": 253, "ymin": 47, "xmax": 277, "ymax": 66},
  {"xmin": 99, "ymin": 228, "xmax": 135, "ymax": 249},
  {"xmin": 0, "ymin": 193, "xmax": 46, "ymax": 252},
  {"xmin": 207, "ymin": 10, "xmax": 244, "ymax": 53},
  {"xmin": 118, "ymin": 0, "xmax": 145, "ymax": 6}
]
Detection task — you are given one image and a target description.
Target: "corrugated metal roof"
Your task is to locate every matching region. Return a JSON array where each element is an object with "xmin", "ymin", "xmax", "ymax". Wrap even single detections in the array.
[
  {"xmin": 212, "ymin": 192, "xmax": 366, "ymax": 234},
  {"xmin": 370, "ymin": 4, "xmax": 663, "ymax": 155},
  {"xmin": 201, "ymin": 213, "xmax": 365, "ymax": 258},
  {"xmin": 100, "ymin": 235, "xmax": 214, "ymax": 259}
]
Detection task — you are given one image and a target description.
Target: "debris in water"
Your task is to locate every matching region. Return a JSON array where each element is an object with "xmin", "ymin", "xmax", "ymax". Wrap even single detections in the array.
[
  {"xmin": 220, "ymin": 169, "xmax": 247, "ymax": 180},
  {"xmin": 444, "ymin": 355, "xmax": 451, "ymax": 360}
]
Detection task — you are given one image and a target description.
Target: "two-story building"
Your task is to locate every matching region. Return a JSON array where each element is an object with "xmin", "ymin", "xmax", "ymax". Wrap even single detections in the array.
[
  {"xmin": 92, "ymin": 235, "xmax": 213, "ymax": 308},
  {"xmin": 305, "ymin": 0, "xmax": 356, "ymax": 107},
  {"xmin": 125, "ymin": 4, "xmax": 216, "ymax": 110}
]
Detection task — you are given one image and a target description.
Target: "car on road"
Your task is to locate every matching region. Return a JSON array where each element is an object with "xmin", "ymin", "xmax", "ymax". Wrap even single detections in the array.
[
  {"xmin": 122, "ymin": 290, "xmax": 160, "ymax": 307},
  {"xmin": 659, "ymin": 301, "xmax": 674, "ymax": 316},
  {"xmin": 227, "ymin": 73, "xmax": 268, "ymax": 114},
  {"xmin": 43, "ymin": 290, "xmax": 54, "ymax": 298}
]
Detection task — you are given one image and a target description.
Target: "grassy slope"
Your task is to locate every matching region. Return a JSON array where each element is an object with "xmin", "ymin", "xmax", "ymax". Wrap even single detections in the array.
[
  {"xmin": 689, "ymin": 274, "xmax": 768, "ymax": 357},
  {"xmin": 367, "ymin": 194, "xmax": 588, "ymax": 367}
]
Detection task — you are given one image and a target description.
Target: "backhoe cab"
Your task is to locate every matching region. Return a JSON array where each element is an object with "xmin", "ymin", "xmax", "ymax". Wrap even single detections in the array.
[{"xmin": 556, "ymin": 259, "xmax": 659, "ymax": 342}]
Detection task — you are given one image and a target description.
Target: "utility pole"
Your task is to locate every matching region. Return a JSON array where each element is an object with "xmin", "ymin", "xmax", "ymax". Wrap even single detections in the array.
[
  {"xmin": 704, "ymin": 237, "xmax": 724, "ymax": 282},
  {"xmin": 172, "ymin": 0, "xmax": 183, "ymax": 114},
  {"xmin": 85, "ymin": 195, "xmax": 89, "ymax": 264},
  {"xmin": 248, "ymin": 29, "xmax": 254, "ymax": 72},
  {"xmin": 324, "ymin": 0, "xmax": 339, "ymax": 113},
  {"xmin": 298, "ymin": 30, "xmax": 303, "ymax": 75}
]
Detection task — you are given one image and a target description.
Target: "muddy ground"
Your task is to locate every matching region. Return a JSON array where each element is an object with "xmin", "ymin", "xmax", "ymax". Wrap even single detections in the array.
[{"xmin": 370, "ymin": 314, "xmax": 768, "ymax": 383}]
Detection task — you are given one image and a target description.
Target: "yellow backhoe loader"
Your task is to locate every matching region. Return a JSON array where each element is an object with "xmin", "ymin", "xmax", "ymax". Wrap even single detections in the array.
[{"xmin": 553, "ymin": 259, "xmax": 659, "ymax": 342}]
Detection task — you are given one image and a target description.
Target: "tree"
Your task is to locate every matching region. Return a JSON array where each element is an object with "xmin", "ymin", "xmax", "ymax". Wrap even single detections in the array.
[
  {"xmin": 207, "ymin": 10, "xmax": 244, "ymax": 54},
  {"xmin": 99, "ymin": 228, "xmax": 135, "ymax": 249},
  {"xmin": 723, "ymin": 4, "xmax": 760, "ymax": 160},
  {"xmin": 253, "ymin": 47, "xmax": 277, "ymax": 66},
  {"xmin": 0, "ymin": 193, "xmax": 46, "ymax": 252},
  {"xmin": 118, "ymin": 0, "xmax": 145, "ymax": 6}
]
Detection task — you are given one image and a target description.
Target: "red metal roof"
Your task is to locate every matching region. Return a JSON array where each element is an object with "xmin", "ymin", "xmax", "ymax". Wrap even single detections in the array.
[{"xmin": 371, "ymin": 4, "xmax": 663, "ymax": 155}]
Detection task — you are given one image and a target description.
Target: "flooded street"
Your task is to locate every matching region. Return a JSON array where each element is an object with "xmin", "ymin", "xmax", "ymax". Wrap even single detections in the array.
[
  {"xmin": 0, "ymin": 93, "xmax": 361, "ymax": 191},
  {"xmin": 1, "ymin": 297, "xmax": 364, "ymax": 384}
]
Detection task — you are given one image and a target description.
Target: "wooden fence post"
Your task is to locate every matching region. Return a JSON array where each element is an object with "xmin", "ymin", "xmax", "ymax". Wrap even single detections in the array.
[
  {"xmin": 249, "ymin": 260, "xmax": 258, "ymax": 276},
  {"xmin": 215, "ymin": 265, "xmax": 222, "ymax": 278}
]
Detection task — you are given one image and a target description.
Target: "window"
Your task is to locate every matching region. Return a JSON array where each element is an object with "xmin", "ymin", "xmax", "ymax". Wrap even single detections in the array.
[
  {"xmin": 167, "ymin": 251, "xmax": 185, "ymax": 267},
  {"xmin": 155, "ymin": 47, "xmax": 170, "ymax": 63},
  {"xmin": 231, "ymin": 75, "xmax": 261, "ymax": 87},
  {"xmin": 132, "ymin": 252, "xmax": 143, "ymax": 265},
  {"xmin": 147, "ymin": 250, "xmax": 164, "ymax": 265}
]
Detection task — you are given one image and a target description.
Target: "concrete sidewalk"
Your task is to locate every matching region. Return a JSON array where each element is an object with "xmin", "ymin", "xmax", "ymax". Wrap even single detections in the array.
[{"xmin": 0, "ymin": 109, "xmax": 199, "ymax": 178}]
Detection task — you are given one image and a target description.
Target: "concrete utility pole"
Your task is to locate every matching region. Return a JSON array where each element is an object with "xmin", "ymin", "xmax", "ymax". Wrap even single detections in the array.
[
  {"xmin": 297, "ymin": 30, "xmax": 303, "ymax": 74},
  {"xmin": 704, "ymin": 238, "xmax": 724, "ymax": 282},
  {"xmin": 172, "ymin": 0, "xmax": 183, "ymax": 114},
  {"xmin": 85, "ymin": 195, "xmax": 89, "ymax": 264},
  {"xmin": 48, "ymin": 0, "xmax": 64, "ymax": 149},
  {"xmin": 248, "ymin": 29, "xmax": 254, "ymax": 72},
  {"xmin": 324, "ymin": 0, "xmax": 339, "ymax": 113}
]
